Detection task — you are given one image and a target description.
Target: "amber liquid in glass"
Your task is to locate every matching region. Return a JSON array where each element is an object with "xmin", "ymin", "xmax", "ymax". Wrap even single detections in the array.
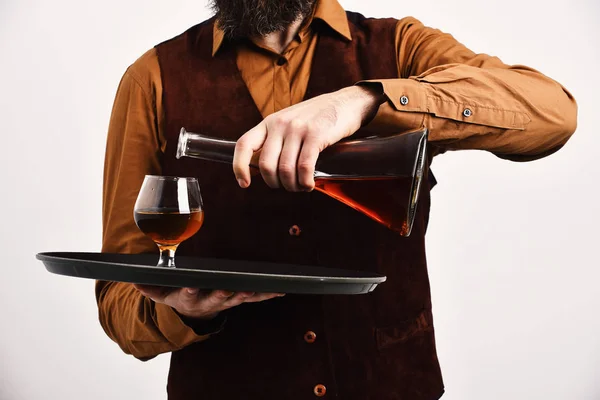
[
  {"xmin": 134, "ymin": 209, "xmax": 204, "ymax": 246},
  {"xmin": 314, "ymin": 176, "xmax": 412, "ymax": 235}
]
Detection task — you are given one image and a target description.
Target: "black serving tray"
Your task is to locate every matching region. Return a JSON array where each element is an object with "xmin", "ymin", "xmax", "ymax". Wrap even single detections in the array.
[{"xmin": 36, "ymin": 252, "xmax": 386, "ymax": 295}]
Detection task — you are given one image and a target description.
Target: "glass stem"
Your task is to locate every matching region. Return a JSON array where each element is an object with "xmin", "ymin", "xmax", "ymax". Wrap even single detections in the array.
[{"xmin": 157, "ymin": 245, "xmax": 178, "ymax": 268}]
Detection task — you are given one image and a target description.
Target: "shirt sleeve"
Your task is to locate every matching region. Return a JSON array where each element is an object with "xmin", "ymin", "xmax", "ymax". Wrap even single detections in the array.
[
  {"xmin": 364, "ymin": 16, "xmax": 577, "ymax": 161},
  {"xmin": 97, "ymin": 50, "xmax": 222, "ymax": 361}
]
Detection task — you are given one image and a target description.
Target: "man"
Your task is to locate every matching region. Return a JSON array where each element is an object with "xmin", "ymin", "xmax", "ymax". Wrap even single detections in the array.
[{"xmin": 97, "ymin": 0, "xmax": 577, "ymax": 398}]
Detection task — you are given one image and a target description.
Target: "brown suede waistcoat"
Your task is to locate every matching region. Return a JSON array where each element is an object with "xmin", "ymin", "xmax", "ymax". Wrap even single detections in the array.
[{"xmin": 156, "ymin": 12, "xmax": 444, "ymax": 400}]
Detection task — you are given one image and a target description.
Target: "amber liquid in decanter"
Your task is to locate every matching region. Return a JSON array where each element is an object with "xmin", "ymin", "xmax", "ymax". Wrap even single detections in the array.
[{"xmin": 175, "ymin": 127, "xmax": 428, "ymax": 236}]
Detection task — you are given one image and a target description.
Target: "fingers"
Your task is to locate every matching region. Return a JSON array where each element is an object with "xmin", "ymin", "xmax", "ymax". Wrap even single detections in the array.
[
  {"xmin": 243, "ymin": 293, "xmax": 286, "ymax": 303},
  {"xmin": 279, "ymin": 133, "xmax": 303, "ymax": 192},
  {"xmin": 192, "ymin": 290, "xmax": 283, "ymax": 315},
  {"xmin": 202, "ymin": 290, "xmax": 236, "ymax": 309},
  {"xmin": 218, "ymin": 292, "xmax": 284, "ymax": 306},
  {"xmin": 137, "ymin": 283, "xmax": 287, "ymax": 313},
  {"xmin": 259, "ymin": 133, "xmax": 283, "ymax": 189},
  {"xmin": 257, "ymin": 117, "xmax": 314, "ymax": 191},
  {"xmin": 166, "ymin": 288, "xmax": 285, "ymax": 319},
  {"xmin": 233, "ymin": 122, "xmax": 267, "ymax": 188},
  {"xmin": 223, "ymin": 292, "xmax": 256, "ymax": 307},
  {"xmin": 234, "ymin": 116, "xmax": 319, "ymax": 192},
  {"xmin": 297, "ymin": 138, "xmax": 320, "ymax": 191},
  {"xmin": 201, "ymin": 290, "xmax": 285, "ymax": 309}
]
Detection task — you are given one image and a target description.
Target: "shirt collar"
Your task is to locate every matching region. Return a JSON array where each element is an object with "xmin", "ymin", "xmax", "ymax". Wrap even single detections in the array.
[{"xmin": 212, "ymin": 0, "xmax": 351, "ymax": 56}]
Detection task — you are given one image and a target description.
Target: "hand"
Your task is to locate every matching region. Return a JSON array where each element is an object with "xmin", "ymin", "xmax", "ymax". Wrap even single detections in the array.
[
  {"xmin": 233, "ymin": 84, "xmax": 384, "ymax": 192},
  {"xmin": 134, "ymin": 284, "xmax": 284, "ymax": 320}
]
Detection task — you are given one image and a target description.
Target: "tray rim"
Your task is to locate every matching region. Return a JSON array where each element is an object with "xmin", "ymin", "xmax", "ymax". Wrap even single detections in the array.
[{"xmin": 36, "ymin": 252, "xmax": 387, "ymax": 285}]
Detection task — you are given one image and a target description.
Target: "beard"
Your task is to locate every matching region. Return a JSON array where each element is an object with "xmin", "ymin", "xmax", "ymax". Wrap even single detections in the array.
[{"xmin": 210, "ymin": 0, "xmax": 316, "ymax": 39}]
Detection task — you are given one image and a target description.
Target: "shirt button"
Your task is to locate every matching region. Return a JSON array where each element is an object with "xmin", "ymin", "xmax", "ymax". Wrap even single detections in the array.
[
  {"xmin": 304, "ymin": 331, "xmax": 317, "ymax": 343},
  {"xmin": 463, "ymin": 108, "xmax": 473, "ymax": 117},
  {"xmin": 276, "ymin": 57, "xmax": 287, "ymax": 66},
  {"xmin": 289, "ymin": 225, "xmax": 301, "ymax": 236},
  {"xmin": 399, "ymin": 95, "xmax": 409, "ymax": 105},
  {"xmin": 314, "ymin": 384, "xmax": 327, "ymax": 397}
]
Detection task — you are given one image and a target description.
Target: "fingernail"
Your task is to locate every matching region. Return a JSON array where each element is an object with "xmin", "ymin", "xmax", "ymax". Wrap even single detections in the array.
[
  {"xmin": 237, "ymin": 178, "xmax": 248, "ymax": 188},
  {"xmin": 186, "ymin": 288, "xmax": 198, "ymax": 295}
]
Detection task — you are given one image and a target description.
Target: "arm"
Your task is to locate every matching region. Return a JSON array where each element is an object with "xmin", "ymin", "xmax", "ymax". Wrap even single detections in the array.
[
  {"xmin": 232, "ymin": 17, "xmax": 577, "ymax": 191},
  {"xmin": 368, "ymin": 16, "xmax": 577, "ymax": 160},
  {"xmin": 99, "ymin": 52, "xmax": 283, "ymax": 360},
  {"xmin": 98, "ymin": 58, "xmax": 217, "ymax": 360}
]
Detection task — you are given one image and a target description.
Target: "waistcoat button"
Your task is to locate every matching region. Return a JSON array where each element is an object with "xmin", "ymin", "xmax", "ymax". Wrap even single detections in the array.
[
  {"xmin": 289, "ymin": 225, "xmax": 301, "ymax": 236},
  {"xmin": 304, "ymin": 331, "xmax": 317, "ymax": 343},
  {"xmin": 314, "ymin": 384, "xmax": 327, "ymax": 397}
]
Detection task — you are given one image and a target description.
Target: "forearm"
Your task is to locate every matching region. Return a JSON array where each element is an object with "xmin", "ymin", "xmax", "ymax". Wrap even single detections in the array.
[
  {"xmin": 362, "ymin": 17, "xmax": 577, "ymax": 160},
  {"xmin": 378, "ymin": 66, "xmax": 575, "ymax": 159}
]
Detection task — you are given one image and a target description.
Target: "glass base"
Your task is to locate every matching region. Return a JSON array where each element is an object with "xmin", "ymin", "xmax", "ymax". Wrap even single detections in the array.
[{"xmin": 157, "ymin": 245, "xmax": 177, "ymax": 268}]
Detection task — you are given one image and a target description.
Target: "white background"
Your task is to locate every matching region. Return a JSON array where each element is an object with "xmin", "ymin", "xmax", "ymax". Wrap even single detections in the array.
[{"xmin": 1, "ymin": 0, "xmax": 598, "ymax": 399}]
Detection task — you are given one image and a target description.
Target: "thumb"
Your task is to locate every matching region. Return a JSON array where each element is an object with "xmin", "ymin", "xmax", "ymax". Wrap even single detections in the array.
[
  {"xmin": 184, "ymin": 287, "xmax": 199, "ymax": 296},
  {"xmin": 134, "ymin": 284, "xmax": 169, "ymax": 303},
  {"xmin": 180, "ymin": 288, "xmax": 202, "ymax": 302}
]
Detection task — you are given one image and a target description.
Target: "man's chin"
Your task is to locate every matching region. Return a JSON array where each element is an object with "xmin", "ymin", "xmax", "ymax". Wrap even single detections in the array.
[{"xmin": 211, "ymin": 0, "xmax": 315, "ymax": 39}]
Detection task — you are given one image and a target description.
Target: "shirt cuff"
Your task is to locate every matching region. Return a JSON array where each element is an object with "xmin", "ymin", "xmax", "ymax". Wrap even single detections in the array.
[{"xmin": 155, "ymin": 303, "xmax": 226, "ymax": 348}]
